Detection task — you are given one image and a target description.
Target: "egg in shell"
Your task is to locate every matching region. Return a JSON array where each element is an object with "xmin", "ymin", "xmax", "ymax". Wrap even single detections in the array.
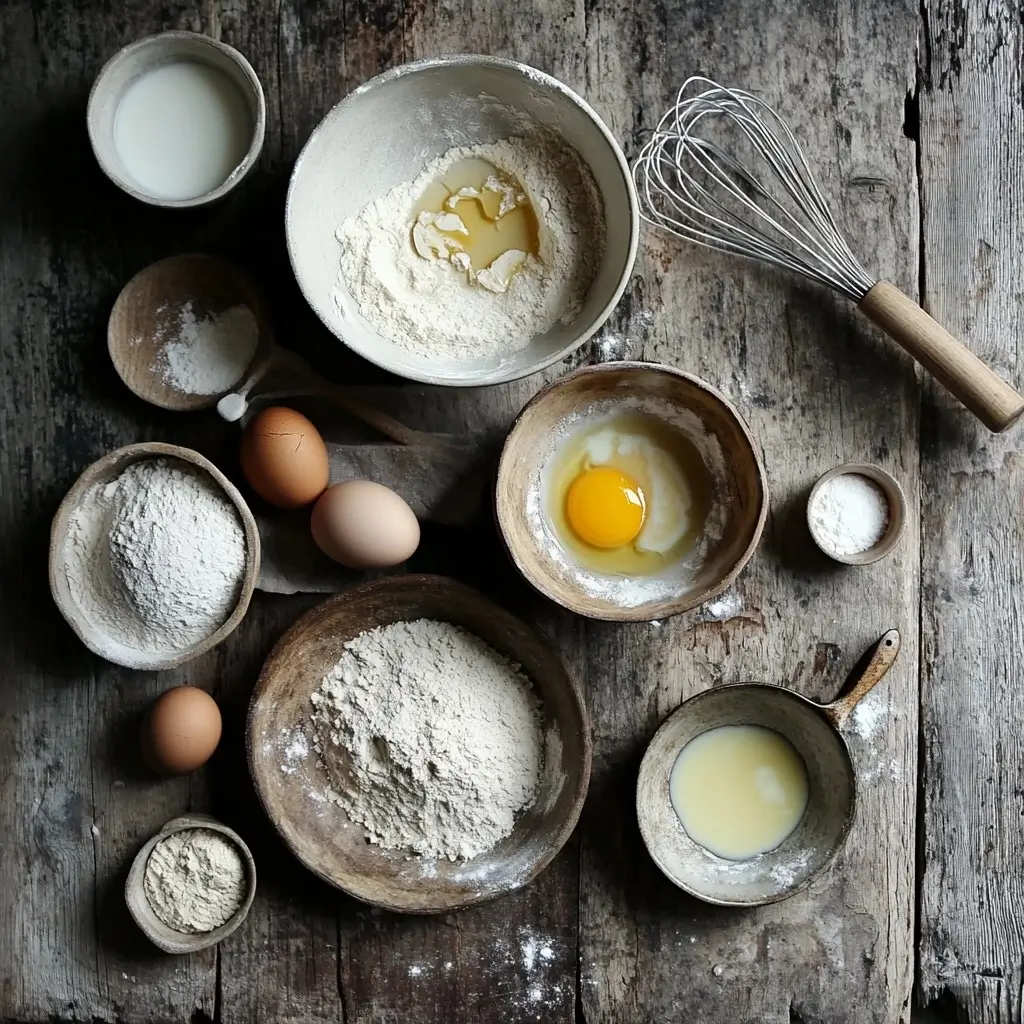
[
  {"xmin": 311, "ymin": 480, "xmax": 420, "ymax": 568},
  {"xmin": 240, "ymin": 406, "xmax": 330, "ymax": 509},
  {"xmin": 547, "ymin": 412, "xmax": 713, "ymax": 576}
]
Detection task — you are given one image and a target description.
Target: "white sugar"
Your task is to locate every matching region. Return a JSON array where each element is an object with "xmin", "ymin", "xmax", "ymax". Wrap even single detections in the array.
[{"xmin": 809, "ymin": 473, "xmax": 889, "ymax": 557}]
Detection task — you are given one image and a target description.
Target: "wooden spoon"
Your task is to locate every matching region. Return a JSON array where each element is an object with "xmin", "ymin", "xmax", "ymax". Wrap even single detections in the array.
[{"xmin": 108, "ymin": 253, "xmax": 426, "ymax": 445}]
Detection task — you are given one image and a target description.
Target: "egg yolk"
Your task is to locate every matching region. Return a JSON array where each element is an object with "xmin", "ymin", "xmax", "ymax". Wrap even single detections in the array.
[{"xmin": 565, "ymin": 466, "xmax": 646, "ymax": 549}]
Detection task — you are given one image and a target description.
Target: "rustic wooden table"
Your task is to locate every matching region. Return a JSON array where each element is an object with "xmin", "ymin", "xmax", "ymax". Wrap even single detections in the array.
[{"xmin": 1, "ymin": 2, "xmax": 1019, "ymax": 1022}]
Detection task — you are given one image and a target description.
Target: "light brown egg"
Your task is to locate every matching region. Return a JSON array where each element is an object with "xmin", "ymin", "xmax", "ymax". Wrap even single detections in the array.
[
  {"xmin": 311, "ymin": 480, "xmax": 420, "ymax": 568},
  {"xmin": 142, "ymin": 686, "xmax": 222, "ymax": 776},
  {"xmin": 240, "ymin": 406, "xmax": 330, "ymax": 509}
]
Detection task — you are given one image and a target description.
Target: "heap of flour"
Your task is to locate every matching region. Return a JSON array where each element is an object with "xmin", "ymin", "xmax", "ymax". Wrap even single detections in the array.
[
  {"xmin": 64, "ymin": 458, "xmax": 247, "ymax": 656},
  {"xmin": 336, "ymin": 132, "xmax": 606, "ymax": 364},
  {"xmin": 310, "ymin": 619, "xmax": 544, "ymax": 861},
  {"xmin": 144, "ymin": 828, "xmax": 247, "ymax": 933}
]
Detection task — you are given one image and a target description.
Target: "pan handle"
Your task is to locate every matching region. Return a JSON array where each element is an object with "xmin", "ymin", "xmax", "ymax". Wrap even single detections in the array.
[{"xmin": 821, "ymin": 629, "xmax": 900, "ymax": 729}]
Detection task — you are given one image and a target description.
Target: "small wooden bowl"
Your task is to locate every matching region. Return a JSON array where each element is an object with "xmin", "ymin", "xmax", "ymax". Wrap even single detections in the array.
[
  {"xmin": 109, "ymin": 254, "xmax": 272, "ymax": 412},
  {"xmin": 49, "ymin": 442, "xmax": 260, "ymax": 670},
  {"xmin": 495, "ymin": 362, "xmax": 768, "ymax": 621},
  {"xmin": 806, "ymin": 462, "xmax": 906, "ymax": 565},
  {"xmin": 125, "ymin": 814, "xmax": 257, "ymax": 954},
  {"xmin": 246, "ymin": 574, "xmax": 591, "ymax": 913},
  {"xmin": 87, "ymin": 31, "xmax": 266, "ymax": 208}
]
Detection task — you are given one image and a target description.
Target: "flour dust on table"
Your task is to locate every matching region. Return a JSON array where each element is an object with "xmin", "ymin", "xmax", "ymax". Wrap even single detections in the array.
[
  {"xmin": 310, "ymin": 619, "xmax": 544, "ymax": 860},
  {"xmin": 64, "ymin": 458, "xmax": 246, "ymax": 657},
  {"xmin": 337, "ymin": 131, "xmax": 605, "ymax": 364}
]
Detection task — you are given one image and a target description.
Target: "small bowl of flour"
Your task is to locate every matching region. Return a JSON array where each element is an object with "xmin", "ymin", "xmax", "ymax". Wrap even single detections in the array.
[
  {"xmin": 125, "ymin": 815, "xmax": 257, "ymax": 954},
  {"xmin": 49, "ymin": 442, "xmax": 260, "ymax": 669},
  {"xmin": 286, "ymin": 55, "xmax": 638, "ymax": 386}
]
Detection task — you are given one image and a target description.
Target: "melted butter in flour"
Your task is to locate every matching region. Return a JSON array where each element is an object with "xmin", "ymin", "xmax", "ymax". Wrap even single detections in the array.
[{"xmin": 411, "ymin": 157, "xmax": 540, "ymax": 293}]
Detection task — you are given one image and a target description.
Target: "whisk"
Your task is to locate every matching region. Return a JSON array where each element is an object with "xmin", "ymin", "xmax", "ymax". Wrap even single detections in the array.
[{"xmin": 633, "ymin": 77, "xmax": 1024, "ymax": 433}]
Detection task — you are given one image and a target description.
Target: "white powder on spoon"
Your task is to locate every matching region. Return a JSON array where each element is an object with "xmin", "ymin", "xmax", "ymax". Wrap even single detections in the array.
[
  {"xmin": 139, "ymin": 300, "xmax": 259, "ymax": 395},
  {"xmin": 310, "ymin": 619, "xmax": 544, "ymax": 861}
]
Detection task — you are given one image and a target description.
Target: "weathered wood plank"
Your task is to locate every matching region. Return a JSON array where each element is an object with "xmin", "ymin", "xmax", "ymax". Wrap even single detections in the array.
[
  {"xmin": 576, "ymin": 1, "xmax": 920, "ymax": 1022},
  {"xmin": 917, "ymin": 3, "xmax": 1024, "ymax": 1022}
]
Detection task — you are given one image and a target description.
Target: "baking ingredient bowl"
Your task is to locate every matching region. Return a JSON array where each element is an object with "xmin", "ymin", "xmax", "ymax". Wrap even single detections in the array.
[
  {"xmin": 637, "ymin": 630, "xmax": 899, "ymax": 906},
  {"xmin": 108, "ymin": 254, "xmax": 272, "ymax": 411},
  {"xmin": 48, "ymin": 442, "xmax": 260, "ymax": 670},
  {"xmin": 285, "ymin": 55, "xmax": 638, "ymax": 386},
  {"xmin": 88, "ymin": 31, "xmax": 265, "ymax": 208},
  {"xmin": 495, "ymin": 362, "xmax": 768, "ymax": 621},
  {"xmin": 125, "ymin": 814, "xmax": 257, "ymax": 954},
  {"xmin": 807, "ymin": 462, "xmax": 907, "ymax": 565},
  {"xmin": 246, "ymin": 574, "xmax": 591, "ymax": 913}
]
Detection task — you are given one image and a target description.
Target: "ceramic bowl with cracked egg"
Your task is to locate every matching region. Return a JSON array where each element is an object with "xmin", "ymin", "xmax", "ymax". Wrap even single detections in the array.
[{"xmin": 496, "ymin": 362, "xmax": 768, "ymax": 621}]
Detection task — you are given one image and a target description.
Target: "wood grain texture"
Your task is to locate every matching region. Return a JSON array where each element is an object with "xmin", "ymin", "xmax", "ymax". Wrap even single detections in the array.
[
  {"xmin": 0, "ymin": 0, "xmax": 931, "ymax": 1022},
  {"xmin": 916, "ymin": 2, "xmax": 1024, "ymax": 1022}
]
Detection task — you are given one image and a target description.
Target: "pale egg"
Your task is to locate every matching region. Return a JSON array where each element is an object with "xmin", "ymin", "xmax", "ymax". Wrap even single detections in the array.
[{"xmin": 547, "ymin": 412, "xmax": 713, "ymax": 576}]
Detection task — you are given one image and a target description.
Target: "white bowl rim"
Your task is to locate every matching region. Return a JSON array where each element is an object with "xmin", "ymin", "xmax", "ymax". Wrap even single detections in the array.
[
  {"xmin": 284, "ymin": 53, "xmax": 640, "ymax": 387},
  {"xmin": 86, "ymin": 30, "xmax": 267, "ymax": 209}
]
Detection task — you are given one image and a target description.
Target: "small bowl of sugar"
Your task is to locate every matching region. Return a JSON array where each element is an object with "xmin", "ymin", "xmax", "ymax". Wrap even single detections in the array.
[
  {"xmin": 88, "ymin": 31, "xmax": 265, "ymax": 208},
  {"xmin": 806, "ymin": 463, "xmax": 906, "ymax": 565}
]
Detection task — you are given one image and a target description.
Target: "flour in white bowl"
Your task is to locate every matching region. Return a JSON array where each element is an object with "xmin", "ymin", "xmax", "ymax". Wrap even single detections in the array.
[{"xmin": 335, "ymin": 132, "xmax": 605, "ymax": 363}]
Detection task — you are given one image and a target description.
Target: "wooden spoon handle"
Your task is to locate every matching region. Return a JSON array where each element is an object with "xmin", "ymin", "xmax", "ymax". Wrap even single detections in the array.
[
  {"xmin": 859, "ymin": 281, "xmax": 1024, "ymax": 433},
  {"xmin": 822, "ymin": 628, "xmax": 900, "ymax": 729}
]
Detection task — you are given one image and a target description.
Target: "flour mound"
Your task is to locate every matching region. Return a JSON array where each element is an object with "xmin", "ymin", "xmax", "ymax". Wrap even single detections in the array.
[
  {"xmin": 336, "ymin": 132, "xmax": 605, "ymax": 364},
  {"xmin": 65, "ymin": 458, "xmax": 246, "ymax": 655},
  {"xmin": 310, "ymin": 619, "xmax": 544, "ymax": 861}
]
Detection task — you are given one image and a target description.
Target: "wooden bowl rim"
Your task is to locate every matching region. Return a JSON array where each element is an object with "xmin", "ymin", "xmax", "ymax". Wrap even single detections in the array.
[
  {"xmin": 107, "ymin": 253, "xmax": 272, "ymax": 412},
  {"xmin": 48, "ymin": 441, "xmax": 260, "ymax": 670},
  {"xmin": 245, "ymin": 573, "xmax": 593, "ymax": 913},
  {"xmin": 635, "ymin": 682, "xmax": 857, "ymax": 907},
  {"xmin": 806, "ymin": 461, "xmax": 907, "ymax": 565},
  {"xmin": 124, "ymin": 814, "xmax": 258, "ymax": 954},
  {"xmin": 495, "ymin": 361, "xmax": 769, "ymax": 622}
]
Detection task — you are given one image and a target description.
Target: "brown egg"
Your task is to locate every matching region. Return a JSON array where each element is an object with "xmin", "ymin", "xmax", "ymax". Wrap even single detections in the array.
[
  {"xmin": 142, "ymin": 686, "xmax": 222, "ymax": 776},
  {"xmin": 240, "ymin": 406, "xmax": 330, "ymax": 508},
  {"xmin": 311, "ymin": 480, "xmax": 420, "ymax": 568}
]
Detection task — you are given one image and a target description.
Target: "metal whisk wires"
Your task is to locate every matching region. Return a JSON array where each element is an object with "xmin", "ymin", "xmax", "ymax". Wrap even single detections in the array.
[{"xmin": 633, "ymin": 78, "xmax": 876, "ymax": 303}]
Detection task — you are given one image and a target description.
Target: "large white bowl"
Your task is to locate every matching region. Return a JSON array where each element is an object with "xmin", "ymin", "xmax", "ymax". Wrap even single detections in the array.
[{"xmin": 285, "ymin": 55, "xmax": 638, "ymax": 387}]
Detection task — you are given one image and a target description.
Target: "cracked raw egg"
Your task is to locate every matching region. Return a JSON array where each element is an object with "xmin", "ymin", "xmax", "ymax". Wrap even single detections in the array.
[
  {"xmin": 240, "ymin": 406, "xmax": 330, "ymax": 509},
  {"xmin": 548, "ymin": 412, "xmax": 713, "ymax": 576}
]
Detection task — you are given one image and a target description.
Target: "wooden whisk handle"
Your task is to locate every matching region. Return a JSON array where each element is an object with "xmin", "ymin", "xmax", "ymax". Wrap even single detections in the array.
[{"xmin": 859, "ymin": 281, "xmax": 1024, "ymax": 433}]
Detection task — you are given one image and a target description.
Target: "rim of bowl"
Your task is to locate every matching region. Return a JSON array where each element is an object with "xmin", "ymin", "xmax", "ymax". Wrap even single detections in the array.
[
  {"xmin": 284, "ymin": 54, "xmax": 640, "ymax": 387},
  {"xmin": 125, "ymin": 814, "xmax": 257, "ymax": 953},
  {"xmin": 48, "ymin": 442, "xmax": 261, "ymax": 670},
  {"xmin": 494, "ymin": 361, "xmax": 769, "ymax": 622},
  {"xmin": 635, "ymin": 681, "xmax": 858, "ymax": 907},
  {"xmin": 245, "ymin": 573, "xmax": 593, "ymax": 913},
  {"xmin": 806, "ymin": 461, "xmax": 907, "ymax": 566},
  {"xmin": 87, "ymin": 31, "xmax": 267, "ymax": 209}
]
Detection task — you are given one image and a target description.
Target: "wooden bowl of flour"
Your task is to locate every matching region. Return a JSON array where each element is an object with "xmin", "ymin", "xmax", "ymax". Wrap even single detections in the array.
[
  {"xmin": 246, "ymin": 574, "xmax": 591, "ymax": 913},
  {"xmin": 49, "ymin": 442, "xmax": 260, "ymax": 670}
]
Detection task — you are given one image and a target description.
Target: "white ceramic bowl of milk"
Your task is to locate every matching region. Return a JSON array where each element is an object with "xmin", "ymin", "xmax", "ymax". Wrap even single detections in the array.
[{"xmin": 88, "ymin": 32, "xmax": 265, "ymax": 208}]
